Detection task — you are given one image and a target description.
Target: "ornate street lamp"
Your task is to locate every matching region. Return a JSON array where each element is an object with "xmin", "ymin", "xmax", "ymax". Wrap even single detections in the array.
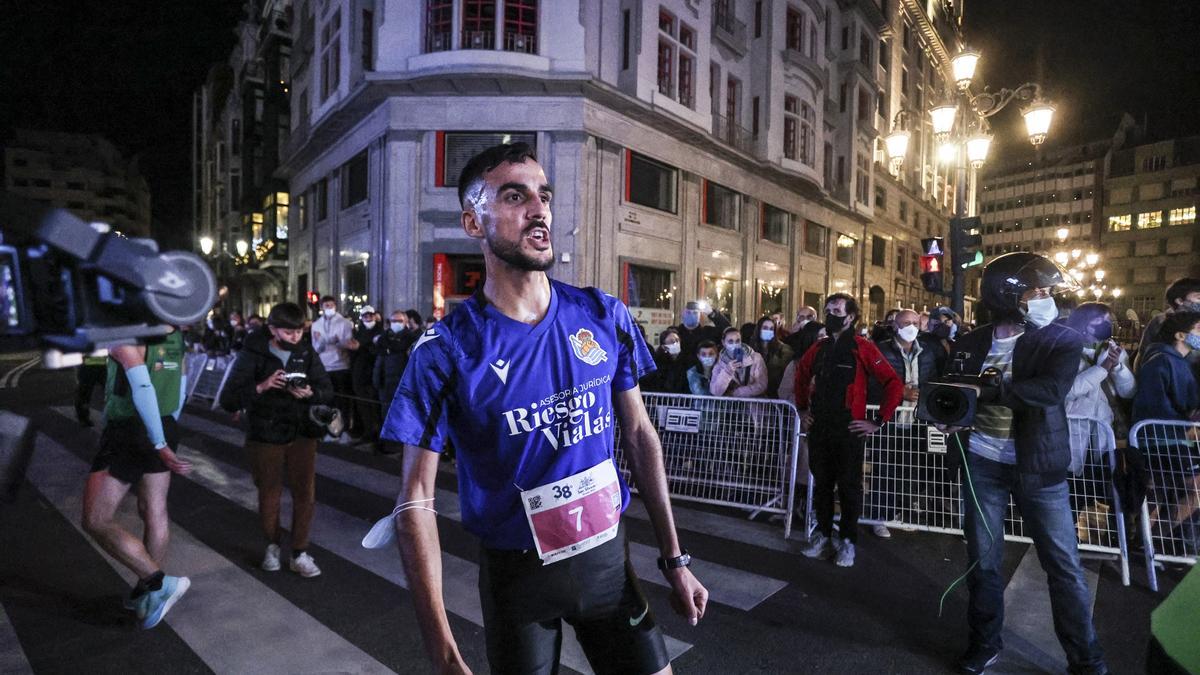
[
  {"xmin": 885, "ymin": 128, "xmax": 911, "ymax": 172},
  {"xmin": 951, "ymin": 48, "xmax": 981, "ymax": 89},
  {"xmin": 235, "ymin": 239, "xmax": 249, "ymax": 257},
  {"xmin": 1022, "ymin": 99, "xmax": 1056, "ymax": 146},
  {"xmin": 966, "ymin": 131, "xmax": 993, "ymax": 169},
  {"xmin": 199, "ymin": 236, "xmax": 214, "ymax": 256}
]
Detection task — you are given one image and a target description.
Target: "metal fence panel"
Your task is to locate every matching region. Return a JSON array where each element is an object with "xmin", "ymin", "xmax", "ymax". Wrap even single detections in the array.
[
  {"xmin": 183, "ymin": 353, "xmax": 207, "ymax": 401},
  {"xmin": 1128, "ymin": 419, "xmax": 1200, "ymax": 584},
  {"xmin": 613, "ymin": 393, "xmax": 803, "ymax": 539},
  {"xmin": 189, "ymin": 354, "xmax": 233, "ymax": 410}
]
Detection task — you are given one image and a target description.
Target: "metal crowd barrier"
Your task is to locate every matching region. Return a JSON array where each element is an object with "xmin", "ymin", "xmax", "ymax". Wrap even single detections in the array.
[
  {"xmin": 183, "ymin": 352, "xmax": 208, "ymax": 401},
  {"xmin": 855, "ymin": 406, "xmax": 1131, "ymax": 585},
  {"xmin": 613, "ymin": 392, "xmax": 805, "ymax": 539},
  {"xmin": 1128, "ymin": 419, "xmax": 1200, "ymax": 592},
  {"xmin": 187, "ymin": 354, "xmax": 234, "ymax": 410}
]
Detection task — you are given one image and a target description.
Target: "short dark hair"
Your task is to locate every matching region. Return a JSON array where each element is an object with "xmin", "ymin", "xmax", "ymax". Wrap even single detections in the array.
[
  {"xmin": 319, "ymin": 295, "xmax": 337, "ymax": 306},
  {"xmin": 267, "ymin": 302, "xmax": 306, "ymax": 329},
  {"xmin": 658, "ymin": 328, "xmax": 679, "ymax": 346},
  {"xmin": 457, "ymin": 142, "xmax": 539, "ymax": 208},
  {"xmin": 405, "ymin": 309, "xmax": 423, "ymax": 325},
  {"xmin": 696, "ymin": 340, "xmax": 717, "ymax": 354},
  {"xmin": 824, "ymin": 292, "xmax": 860, "ymax": 320},
  {"xmin": 1157, "ymin": 311, "xmax": 1200, "ymax": 343},
  {"xmin": 1165, "ymin": 278, "xmax": 1200, "ymax": 308}
]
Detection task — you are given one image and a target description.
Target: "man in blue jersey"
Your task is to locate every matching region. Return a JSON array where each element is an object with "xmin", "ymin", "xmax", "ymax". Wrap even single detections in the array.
[{"xmin": 383, "ymin": 143, "xmax": 707, "ymax": 675}]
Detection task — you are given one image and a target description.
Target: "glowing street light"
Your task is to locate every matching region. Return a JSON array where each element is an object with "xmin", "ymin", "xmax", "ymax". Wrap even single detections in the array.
[
  {"xmin": 951, "ymin": 49, "xmax": 981, "ymax": 89},
  {"xmin": 235, "ymin": 239, "xmax": 249, "ymax": 257},
  {"xmin": 930, "ymin": 102, "xmax": 959, "ymax": 140},
  {"xmin": 199, "ymin": 236, "xmax": 214, "ymax": 256},
  {"xmin": 966, "ymin": 131, "xmax": 992, "ymax": 169},
  {"xmin": 1022, "ymin": 99, "xmax": 1056, "ymax": 146},
  {"xmin": 885, "ymin": 127, "xmax": 911, "ymax": 171},
  {"xmin": 1056, "ymin": 227, "xmax": 1069, "ymax": 242}
]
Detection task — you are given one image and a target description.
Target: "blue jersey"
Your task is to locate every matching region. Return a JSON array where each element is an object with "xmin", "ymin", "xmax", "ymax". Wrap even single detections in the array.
[{"xmin": 382, "ymin": 280, "xmax": 656, "ymax": 550}]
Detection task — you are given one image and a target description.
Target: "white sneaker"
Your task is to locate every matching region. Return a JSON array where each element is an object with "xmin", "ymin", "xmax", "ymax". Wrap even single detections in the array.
[
  {"xmin": 872, "ymin": 524, "xmax": 892, "ymax": 539},
  {"xmin": 261, "ymin": 543, "xmax": 281, "ymax": 571},
  {"xmin": 801, "ymin": 532, "xmax": 835, "ymax": 559},
  {"xmin": 336, "ymin": 433, "xmax": 353, "ymax": 446},
  {"xmin": 289, "ymin": 552, "xmax": 322, "ymax": 577},
  {"xmin": 835, "ymin": 539, "xmax": 856, "ymax": 567}
]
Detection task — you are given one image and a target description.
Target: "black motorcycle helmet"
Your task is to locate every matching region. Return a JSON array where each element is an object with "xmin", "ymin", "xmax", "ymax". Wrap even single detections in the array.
[{"xmin": 980, "ymin": 252, "xmax": 1080, "ymax": 319}]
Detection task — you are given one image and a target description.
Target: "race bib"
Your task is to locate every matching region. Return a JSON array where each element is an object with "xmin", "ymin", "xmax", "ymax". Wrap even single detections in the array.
[{"xmin": 521, "ymin": 459, "xmax": 622, "ymax": 565}]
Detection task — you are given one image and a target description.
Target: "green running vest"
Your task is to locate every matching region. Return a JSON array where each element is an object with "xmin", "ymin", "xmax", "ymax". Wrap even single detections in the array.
[{"xmin": 104, "ymin": 331, "xmax": 184, "ymax": 421}]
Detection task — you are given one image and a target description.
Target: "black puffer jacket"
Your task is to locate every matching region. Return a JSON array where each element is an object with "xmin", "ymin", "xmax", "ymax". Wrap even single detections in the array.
[{"xmin": 220, "ymin": 330, "xmax": 334, "ymax": 444}]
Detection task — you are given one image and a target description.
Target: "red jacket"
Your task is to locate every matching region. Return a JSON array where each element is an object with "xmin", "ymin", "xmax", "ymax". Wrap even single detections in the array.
[{"xmin": 793, "ymin": 333, "xmax": 904, "ymax": 423}]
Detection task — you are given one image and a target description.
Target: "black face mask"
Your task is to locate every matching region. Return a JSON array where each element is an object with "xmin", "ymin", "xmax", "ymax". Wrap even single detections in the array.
[
  {"xmin": 824, "ymin": 313, "xmax": 846, "ymax": 334},
  {"xmin": 274, "ymin": 336, "xmax": 301, "ymax": 351},
  {"xmin": 1091, "ymin": 321, "xmax": 1113, "ymax": 342}
]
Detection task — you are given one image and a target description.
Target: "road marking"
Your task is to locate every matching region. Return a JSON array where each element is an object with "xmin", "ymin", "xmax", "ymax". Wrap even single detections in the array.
[{"xmin": 0, "ymin": 358, "xmax": 39, "ymax": 389}]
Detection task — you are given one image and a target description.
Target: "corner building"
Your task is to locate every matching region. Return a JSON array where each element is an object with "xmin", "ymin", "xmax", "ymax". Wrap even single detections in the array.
[{"xmin": 282, "ymin": 0, "xmax": 963, "ymax": 327}]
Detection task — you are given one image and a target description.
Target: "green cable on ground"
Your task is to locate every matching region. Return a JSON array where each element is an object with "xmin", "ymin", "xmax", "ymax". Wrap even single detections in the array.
[{"xmin": 938, "ymin": 433, "xmax": 997, "ymax": 618}]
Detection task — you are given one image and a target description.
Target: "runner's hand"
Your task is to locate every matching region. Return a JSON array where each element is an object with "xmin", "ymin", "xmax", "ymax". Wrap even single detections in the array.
[
  {"xmin": 257, "ymin": 369, "xmax": 287, "ymax": 394},
  {"xmin": 665, "ymin": 567, "xmax": 708, "ymax": 626},
  {"xmin": 848, "ymin": 420, "xmax": 880, "ymax": 437},
  {"xmin": 157, "ymin": 446, "xmax": 192, "ymax": 475}
]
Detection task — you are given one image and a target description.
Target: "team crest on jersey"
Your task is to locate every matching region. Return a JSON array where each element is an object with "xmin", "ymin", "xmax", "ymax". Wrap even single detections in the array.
[{"xmin": 568, "ymin": 328, "xmax": 607, "ymax": 366}]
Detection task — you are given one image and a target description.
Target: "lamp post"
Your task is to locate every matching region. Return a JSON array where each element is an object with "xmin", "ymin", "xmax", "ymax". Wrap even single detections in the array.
[{"xmin": 885, "ymin": 48, "xmax": 1056, "ymax": 318}]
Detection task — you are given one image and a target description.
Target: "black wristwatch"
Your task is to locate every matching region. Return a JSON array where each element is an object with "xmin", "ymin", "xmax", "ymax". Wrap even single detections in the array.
[{"xmin": 657, "ymin": 549, "xmax": 691, "ymax": 572}]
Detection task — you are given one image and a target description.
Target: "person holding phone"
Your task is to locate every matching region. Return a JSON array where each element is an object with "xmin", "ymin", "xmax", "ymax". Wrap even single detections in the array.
[{"xmin": 221, "ymin": 302, "xmax": 333, "ymax": 577}]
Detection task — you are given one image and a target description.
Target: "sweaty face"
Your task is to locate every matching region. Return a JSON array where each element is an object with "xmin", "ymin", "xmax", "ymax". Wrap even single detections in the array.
[{"xmin": 466, "ymin": 158, "xmax": 555, "ymax": 272}]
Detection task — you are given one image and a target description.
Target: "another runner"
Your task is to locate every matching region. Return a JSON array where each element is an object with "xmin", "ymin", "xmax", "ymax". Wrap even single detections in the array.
[
  {"xmin": 381, "ymin": 142, "xmax": 707, "ymax": 674},
  {"xmin": 81, "ymin": 329, "xmax": 192, "ymax": 629}
]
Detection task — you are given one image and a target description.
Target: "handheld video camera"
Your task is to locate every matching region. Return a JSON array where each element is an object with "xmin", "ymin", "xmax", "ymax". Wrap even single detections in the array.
[
  {"xmin": 916, "ymin": 351, "xmax": 1003, "ymax": 428},
  {"xmin": 0, "ymin": 195, "xmax": 216, "ymax": 365}
]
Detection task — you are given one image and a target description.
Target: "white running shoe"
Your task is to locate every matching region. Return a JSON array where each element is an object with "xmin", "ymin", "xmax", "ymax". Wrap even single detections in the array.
[
  {"xmin": 801, "ymin": 532, "xmax": 835, "ymax": 559},
  {"xmin": 262, "ymin": 543, "xmax": 281, "ymax": 571},
  {"xmin": 835, "ymin": 539, "xmax": 856, "ymax": 568},
  {"xmin": 872, "ymin": 524, "xmax": 892, "ymax": 539},
  {"xmin": 289, "ymin": 552, "xmax": 322, "ymax": 577}
]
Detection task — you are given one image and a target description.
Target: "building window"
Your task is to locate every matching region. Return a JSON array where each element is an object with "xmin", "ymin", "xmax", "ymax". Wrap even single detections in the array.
[
  {"xmin": 1137, "ymin": 211, "xmax": 1162, "ymax": 229},
  {"xmin": 836, "ymin": 233, "xmax": 857, "ymax": 265},
  {"xmin": 786, "ymin": 7, "xmax": 804, "ymax": 52},
  {"xmin": 316, "ymin": 177, "xmax": 329, "ymax": 221},
  {"xmin": 702, "ymin": 272, "xmax": 738, "ymax": 322},
  {"xmin": 896, "ymin": 246, "xmax": 906, "ymax": 272},
  {"xmin": 704, "ymin": 180, "xmax": 740, "ymax": 230},
  {"xmin": 762, "ymin": 204, "xmax": 789, "ymax": 244},
  {"xmin": 1107, "ymin": 214, "xmax": 1131, "ymax": 232},
  {"xmin": 871, "ymin": 235, "xmax": 886, "ymax": 267},
  {"xmin": 231, "ymin": 119, "xmax": 241, "ymax": 156},
  {"xmin": 856, "ymin": 87, "xmax": 870, "ymax": 122},
  {"xmin": 624, "ymin": 264, "xmax": 675, "ymax": 336},
  {"xmin": 1141, "ymin": 155, "xmax": 1166, "ymax": 172},
  {"xmin": 462, "ymin": 0, "xmax": 496, "ymax": 49},
  {"xmin": 657, "ymin": 38, "xmax": 674, "ymax": 97},
  {"xmin": 855, "ymin": 153, "xmax": 870, "ymax": 205},
  {"xmin": 320, "ymin": 8, "xmax": 342, "ymax": 101},
  {"xmin": 296, "ymin": 192, "xmax": 308, "ymax": 231},
  {"xmin": 709, "ymin": 62, "xmax": 720, "ymax": 115},
  {"xmin": 726, "ymin": 75, "xmax": 740, "ymax": 123},
  {"xmin": 340, "ymin": 150, "xmax": 369, "ymax": 208},
  {"xmin": 879, "ymin": 39, "xmax": 888, "ymax": 70},
  {"xmin": 424, "ymin": 1, "xmax": 453, "ymax": 52},
  {"xmin": 800, "ymin": 101, "xmax": 815, "ymax": 166},
  {"xmin": 783, "ymin": 95, "xmax": 799, "ymax": 160},
  {"xmin": 858, "ymin": 30, "xmax": 871, "ymax": 64},
  {"xmin": 804, "ymin": 220, "xmax": 827, "ymax": 256},
  {"xmin": 627, "ymin": 151, "xmax": 678, "ymax": 214},
  {"xmin": 362, "ymin": 9, "xmax": 374, "ymax": 69},
  {"xmin": 754, "ymin": 1, "xmax": 763, "ymax": 38},
  {"xmin": 752, "ymin": 96, "xmax": 760, "ymax": 138},
  {"xmin": 657, "ymin": 11, "xmax": 695, "ymax": 108},
  {"xmin": 621, "ymin": 10, "xmax": 631, "ymax": 69},
  {"xmin": 265, "ymin": 191, "xmax": 290, "ymax": 240},
  {"xmin": 343, "ymin": 260, "xmax": 369, "ymax": 316},
  {"xmin": 875, "ymin": 185, "xmax": 886, "ymax": 208},
  {"xmin": 1168, "ymin": 206, "xmax": 1196, "ymax": 226},
  {"xmin": 439, "ymin": 131, "xmax": 536, "ymax": 187},
  {"xmin": 503, "ymin": 0, "xmax": 537, "ymax": 53}
]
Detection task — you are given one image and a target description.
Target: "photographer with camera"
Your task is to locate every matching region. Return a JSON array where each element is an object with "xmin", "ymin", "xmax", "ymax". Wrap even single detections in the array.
[
  {"xmin": 794, "ymin": 294, "xmax": 903, "ymax": 567},
  {"xmin": 220, "ymin": 302, "xmax": 334, "ymax": 578},
  {"xmin": 940, "ymin": 253, "xmax": 1107, "ymax": 675}
]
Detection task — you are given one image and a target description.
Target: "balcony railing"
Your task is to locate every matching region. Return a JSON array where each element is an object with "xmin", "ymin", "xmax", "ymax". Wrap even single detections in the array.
[
  {"xmin": 425, "ymin": 30, "xmax": 452, "ymax": 53},
  {"xmin": 711, "ymin": 113, "xmax": 755, "ymax": 155},
  {"xmin": 712, "ymin": 5, "xmax": 748, "ymax": 55},
  {"xmin": 503, "ymin": 31, "xmax": 536, "ymax": 54},
  {"xmin": 461, "ymin": 29, "xmax": 495, "ymax": 50}
]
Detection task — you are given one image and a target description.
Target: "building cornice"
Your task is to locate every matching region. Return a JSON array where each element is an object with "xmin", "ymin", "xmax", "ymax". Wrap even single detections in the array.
[{"xmin": 899, "ymin": 0, "xmax": 953, "ymax": 70}]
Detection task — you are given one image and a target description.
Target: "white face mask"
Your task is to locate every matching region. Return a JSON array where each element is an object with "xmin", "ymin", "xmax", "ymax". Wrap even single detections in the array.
[
  {"xmin": 1024, "ymin": 296, "xmax": 1058, "ymax": 328},
  {"xmin": 896, "ymin": 325, "xmax": 920, "ymax": 343},
  {"xmin": 362, "ymin": 320, "xmax": 375, "ymax": 329},
  {"xmin": 760, "ymin": 329, "xmax": 775, "ymax": 342},
  {"xmin": 322, "ymin": 308, "xmax": 336, "ymax": 318},
  {"xmin": 699, "ymin": 355, "xmax": 716, "ymax": 368},
  {"xmin": 390, "ymin": 321, "xmax": 404, "ymax": 333},
  {"xmin": 664, "ymin": 342, "xmax": 681, "ymax": 355}
]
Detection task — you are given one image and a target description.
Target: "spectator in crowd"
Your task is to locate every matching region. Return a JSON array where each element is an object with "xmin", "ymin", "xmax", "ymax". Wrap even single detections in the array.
[
  {"xmin": 350, "ymin": 305, "xmax": 383, "ymax": 445},
  {"xmin": 928, "ymin": 306, "xmax": 960, "ymax": 347},
  {"xmin": 220, "ymin": 302, "xmax": 334, "ymax": 578},
  {"xmin": 1064, "ymin": 303, "xmax": 1136, "ymax": 467},
  {"xmin": 794, "ymin": 294, "xmax": 902, "ymax": 567},
  {"xmin": 777, "ymin": 321, "xmax": 826, "ymax": 401},
  {"xmin": 1134, "ymin": 277, "xmax": 1200, "ymax": 375},
  {"xmin": 229, "ymin": 311, "xmax": 247, "ymax": 351},
  {"xmin": 739, "ymin": 322, "xmax": 756, "ymax": 345},
  {"xmin": 311, "ymin": 295, "xmax": 357, "ymax": 443},
  {"xmin": 374, "ymin": 309, "xmax": 421, "ymax": 454},
  {"xmin": 202, "ymin": 312, "xmax": 233, "ymax": 355},
  {"xmin": 686, "ymin": 341, "xmax": 719, "ymax": 396},
  {"xmin": 246, "ymin": 314, "xmax": 265, "ymax": 333},
  {"xmin": 868, "ymin": 308, "xmax": 947, "ymax": 538},
  {"xmin": 677, "ymin": 301, "xmax": 731, "ymax": 368},
  {"xmin": 640, "ymin": 328, "xmax": 690, "ymax": 394},
  {"xmin": 747, "ymin": 316, "xmax": 793, "ymax": 399},
  {"xmin": 870, "ymin": 308, "xmax": 900, "ymax": 343},
  {"xmin": 711, "ymin": 326, "xmax": 767, "ymax": 398},
  {"xmin": 783, "ymin": 306, "xmax": 819, "ymax": 354},
  {"xmin": 1131, "ymin": 311, "xmax": 1200, "ymax": 553}
]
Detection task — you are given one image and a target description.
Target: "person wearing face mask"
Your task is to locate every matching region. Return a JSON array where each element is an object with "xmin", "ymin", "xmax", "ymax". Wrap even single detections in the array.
[
  {"xmin": 928, "ymin": 306, "xmax": 961, "ymax": 350},
  {"xmin": 747, "ymin": 316, "xmax": 793, "ymax": 399},
  {"xmin": 640, "ymin": 328, "xmax": 690, "ymax": 394},
  {"xmin": 202, "ymin": 311, "xmax": 233, "ymax": 355},
  {"xmin": 350, "ymin": 306, "xmax": 384, "ymax": 445},
  {"xmin": 1064, "ymin": 303, "xmax": 1136, "ymax": 467},
  {"xmin": 229, "ymin": 311, "xmax": 247, "ymax": 351},
  {"xmin": 937, "ymin": 252, "xmax": 1108, "ymax": 675},
  {"xmin": 777, "ymin": 321, "xmax": 825, "ymax": 402},
  {"xmin": 686, "ymin": 341, "xmax": 720, "ymax": 396},
  {"xmin": 373, "ymin": 309, "xmax": 422, "ymax": 453},
  {"xmin": 710, "ymin": 327, "xmax": 768, "ymax": 398},
  {"xmin": 312, "ymin": 295, "xmax": 357, "ymax": 443},
  {"xmin": 793, "ymin": 294, "xmax": 903, "ymax": 567},
  {"xmin": 221, "ymin": 302, "xmax": 334, "ymax": 578},
  {"xmin": 1133, "ymin": 277, "xmax": 1200, "ymax": 375},
  {"xmin": 677, "ymin": 300, "xmax": 731, "ymax": 369}
]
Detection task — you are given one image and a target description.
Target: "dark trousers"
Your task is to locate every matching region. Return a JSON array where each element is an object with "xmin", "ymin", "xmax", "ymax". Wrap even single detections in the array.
[
  {"xmin": 327, "ymin": 369, "xmax": 353, "ymax": 435},
  {"xmin": 352, "ymin": 374, "xmax": 380, "ymax": 440},
  {"xmin": 75, "ymin": 364, "xmax": 107, "ymax": 419},
  {"xmin": 810, "ymin": 414, "xmax": 866, "ymax": 543}
]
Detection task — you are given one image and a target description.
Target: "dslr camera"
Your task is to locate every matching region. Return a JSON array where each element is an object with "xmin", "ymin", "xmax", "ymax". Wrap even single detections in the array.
[{"xmin": 916, "ymin": 352, "xmax": 1003, "ymax": 428}]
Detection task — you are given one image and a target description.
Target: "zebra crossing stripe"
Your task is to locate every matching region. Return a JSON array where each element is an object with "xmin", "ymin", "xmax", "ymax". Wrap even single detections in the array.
[{"xmin": 26, "ymin": 432, "xmax": 395, "ymax": 674}]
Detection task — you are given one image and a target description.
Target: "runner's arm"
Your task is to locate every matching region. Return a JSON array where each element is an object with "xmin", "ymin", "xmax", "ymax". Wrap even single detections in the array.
[
  {"xmin": 110, "ymin": 344, "xmax": 166, "ymax": 449},
  {"xmin": 395, "ymin": 444, "xmax": 469, "ymax": 671},
  {"xmin": 615, "ymin": 385, "xmax": 708, "ymax": 625}
]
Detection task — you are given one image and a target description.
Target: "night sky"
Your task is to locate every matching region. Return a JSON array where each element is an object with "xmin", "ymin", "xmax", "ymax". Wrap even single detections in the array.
[{"xmin": 1, "ymin": 1, "xmax": 1197, "ymax": 247}]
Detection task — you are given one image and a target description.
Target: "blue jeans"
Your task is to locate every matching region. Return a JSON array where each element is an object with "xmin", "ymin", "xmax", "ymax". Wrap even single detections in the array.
[{"xmin": 961, "ymin": 452, "xmax": 1106, "ymax": 671}]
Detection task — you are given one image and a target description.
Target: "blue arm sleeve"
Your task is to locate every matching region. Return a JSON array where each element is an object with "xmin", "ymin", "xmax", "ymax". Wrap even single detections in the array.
[
  {"xmin": 125, "ymin": 364, "xmax": 167, "ymax": 447},
  {"xmin": 174, "ymin": 374, "xmax": 187, "ymax": 420}
]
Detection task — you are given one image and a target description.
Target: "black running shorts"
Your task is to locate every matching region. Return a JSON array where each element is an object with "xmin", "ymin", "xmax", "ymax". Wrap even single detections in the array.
[
  {"xmin": 90, "ymin": 416, "xmax": 179, "ymax": 484},
  {"xmin": 478, "ymin": 526, "xmax": 670, "ymax": 675}
]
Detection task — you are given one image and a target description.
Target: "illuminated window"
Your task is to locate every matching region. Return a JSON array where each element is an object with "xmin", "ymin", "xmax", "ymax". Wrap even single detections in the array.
[
  {"xmin": 1107, "ymin": 214, "xmax": 1131, "ymax": 232},
  {"xmin": 762, "ymin": 204, "xmax": 790, "ymax": 244},
  {"xmin": 1168, "ymin": 206, "xmax": 1196, "ymax": 226},
  {"xmin": 1137, "ymin": 211, "xmax": 1162, "ymax": 229}
]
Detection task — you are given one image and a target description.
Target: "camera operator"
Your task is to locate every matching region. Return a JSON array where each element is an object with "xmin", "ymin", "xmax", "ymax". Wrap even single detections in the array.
[
  {"xmin": 220, "ymin": 302, "xmax": 334, "ymax": 578},
  {"xmin": 941, "ymin": 253, "xmax": 1107, "ymax": 675},
  {"xmin": 794, "ymin": 294, "xmax": 903, "ymax": 567},
  {"xmin": 82, "ymin": 330, "xmax": 192, "ymax": 629}
]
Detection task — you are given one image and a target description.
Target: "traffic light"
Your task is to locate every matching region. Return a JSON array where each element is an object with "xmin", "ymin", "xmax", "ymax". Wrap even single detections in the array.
[
  {"xmin": 953, "ymin": 216, "xmax": 984, "ymax": 269},
  {"xmin": 305, "ymin": 290, "xmax": 320, "ymax": 306},
  {"xmin": 920, "ymin": 237, "xmax": 944, "ymax": 293}
]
